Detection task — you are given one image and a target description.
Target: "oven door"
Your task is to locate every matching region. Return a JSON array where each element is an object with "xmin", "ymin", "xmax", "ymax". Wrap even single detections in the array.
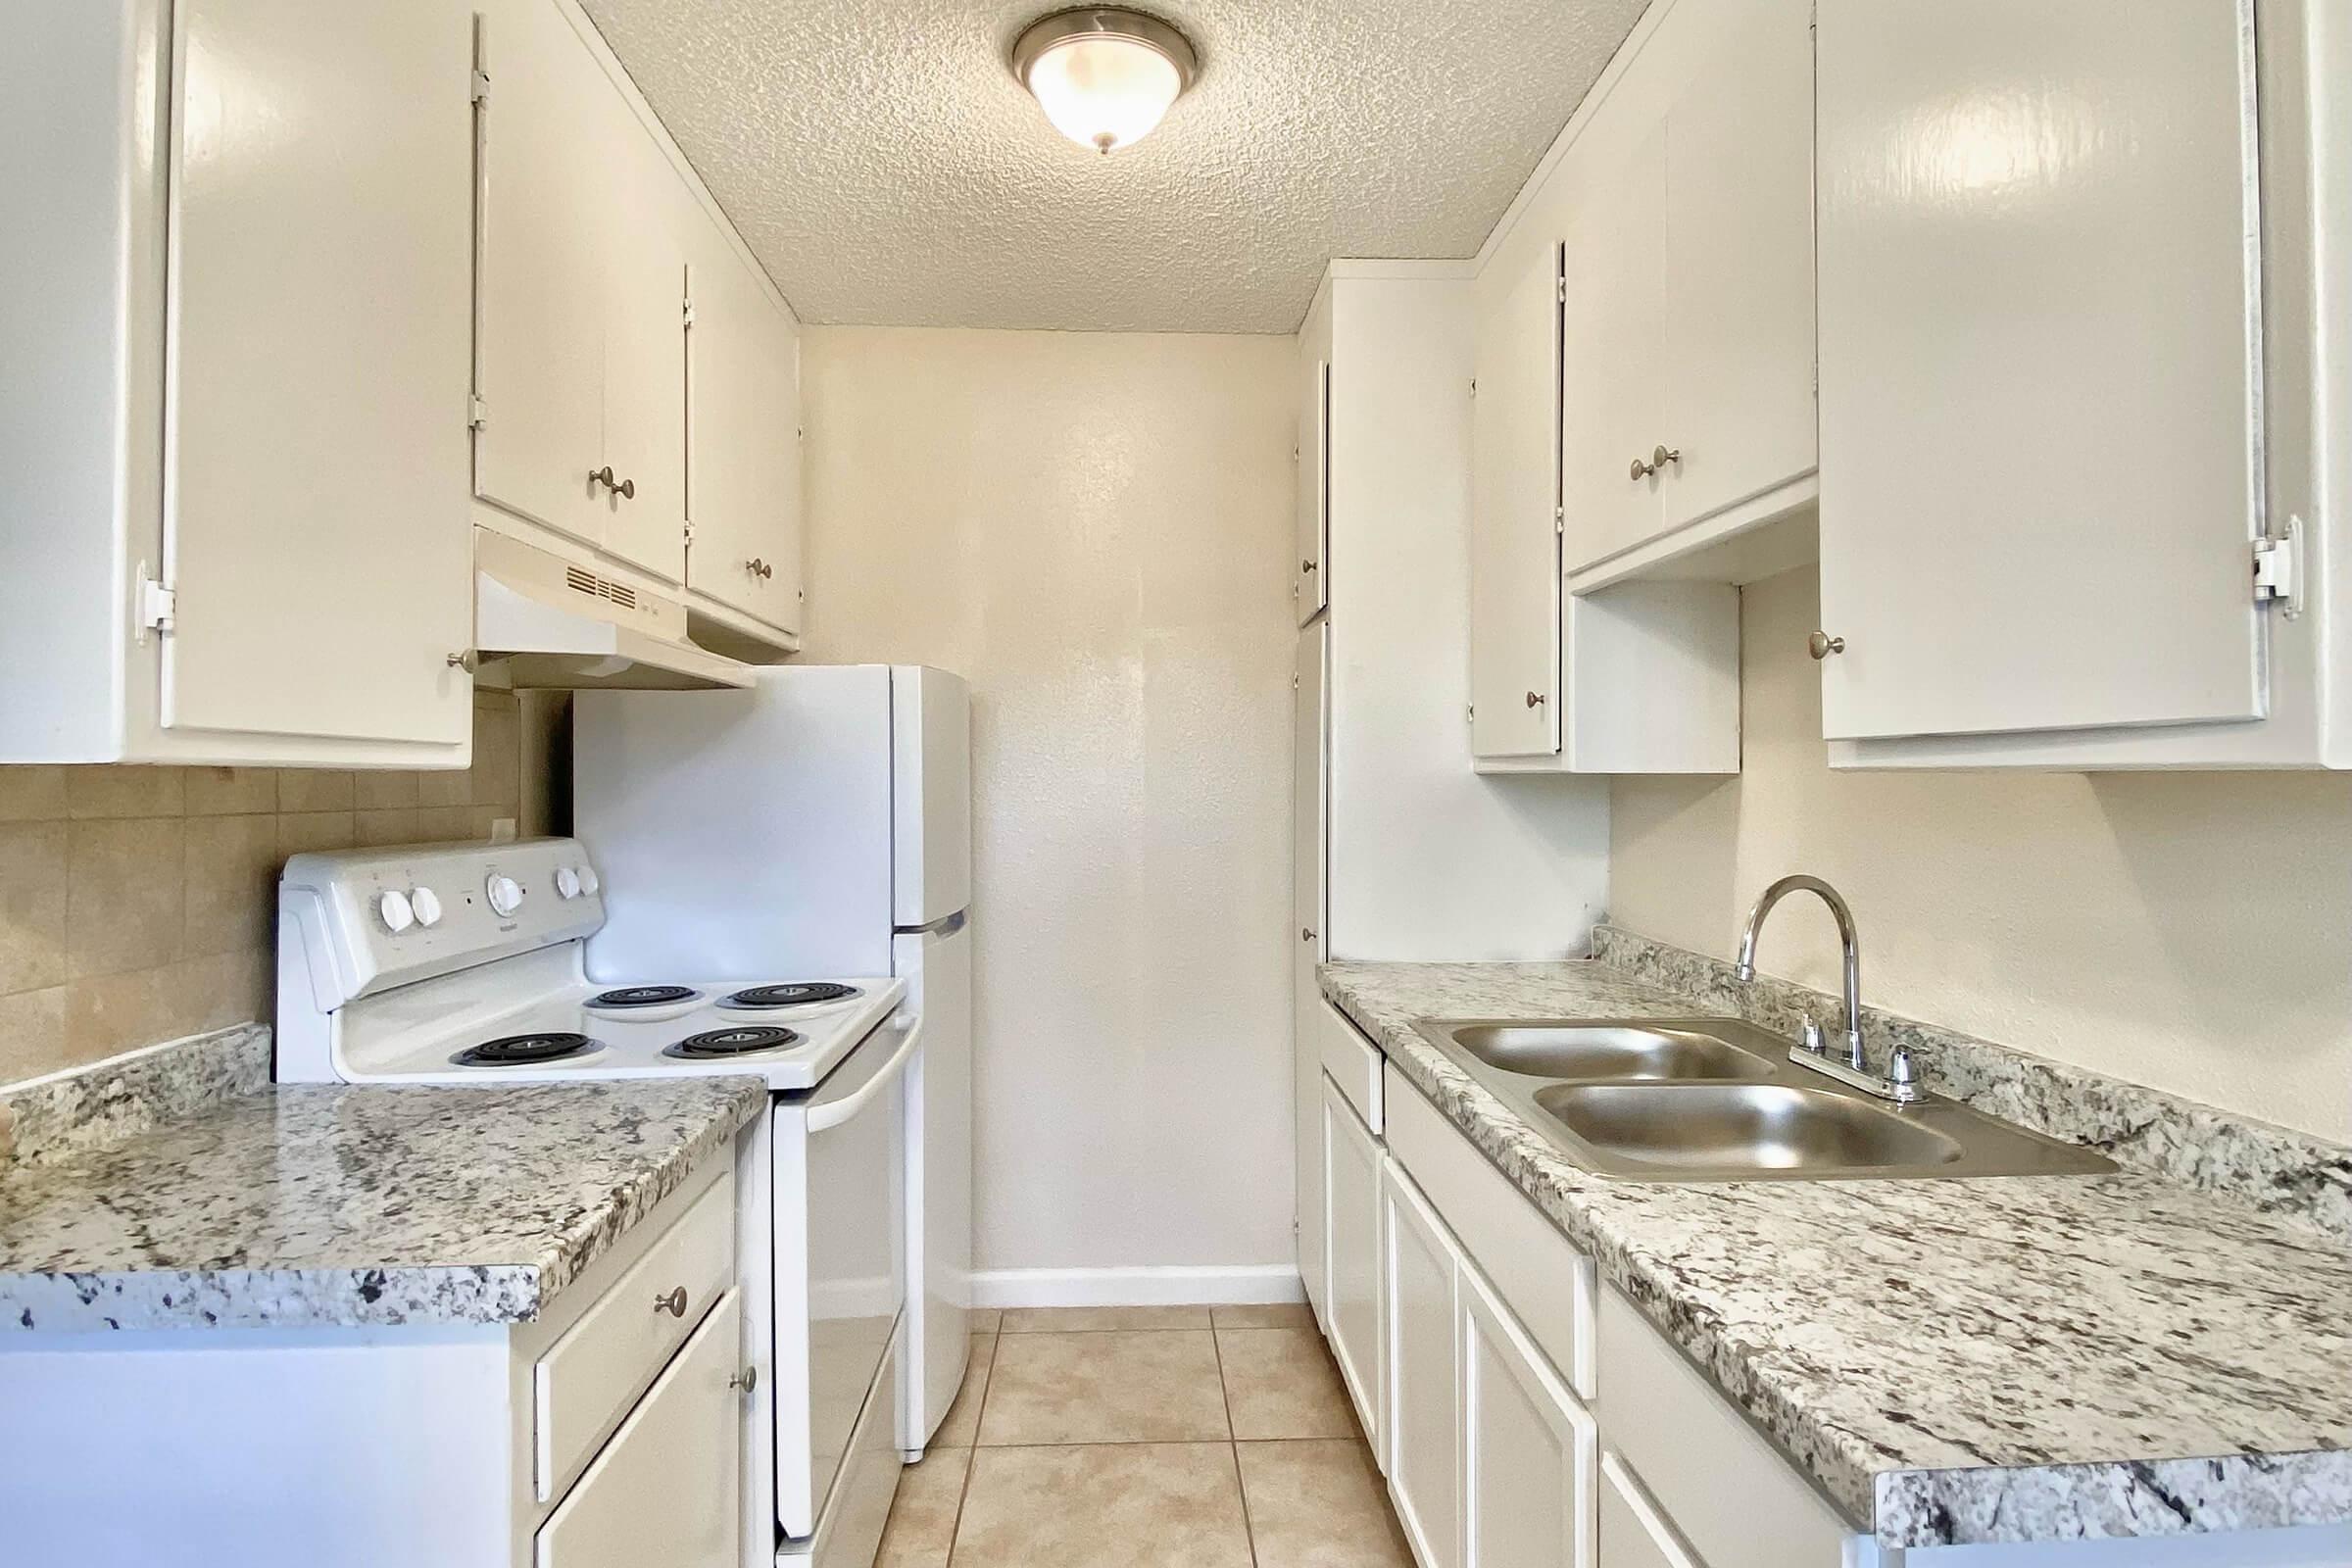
[{"xmin": 772, "ymin": 1012, "xmax": 913, "ymax": 1540}]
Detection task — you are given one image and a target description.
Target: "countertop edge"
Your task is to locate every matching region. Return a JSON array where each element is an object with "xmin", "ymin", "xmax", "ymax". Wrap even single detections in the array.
[
  {"xmin": 1316, "ymin": 965, "xmax": 2352, "ymax": 1549},
  {"xmin": 0, "ymin": 1078, "xmax": 770, "ymax": 1334}
]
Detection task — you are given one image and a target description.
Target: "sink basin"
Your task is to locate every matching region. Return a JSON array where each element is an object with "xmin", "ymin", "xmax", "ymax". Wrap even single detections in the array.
[
  {"xmin": 1533, "ymin": 1082, "xmax": 1964, "ymax": 1175},
  {"xmin": 1411, "ymin": 1013, "xmax": 2118, "ymax": 1183},
  {"xmin": 1444, "ymin": 1022, "xmax": 1774, "ymax": 1083}
]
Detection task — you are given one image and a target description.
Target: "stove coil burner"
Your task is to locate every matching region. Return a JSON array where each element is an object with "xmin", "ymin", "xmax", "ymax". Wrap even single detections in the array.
[
  {"xmin": 666, "ymin": 1026, "xmax": 801, "ymax": 1059},
  {"xmin": 720, "ymin": 982, "xmax": 860, "ymax": 1010},
  {"xmin": 586, "ymin": 985, "xmax": 700, "ymax": 1009},
  {"xmin": 454, "ymin": 1032, "xmax": 600, "ymax": 1066}
]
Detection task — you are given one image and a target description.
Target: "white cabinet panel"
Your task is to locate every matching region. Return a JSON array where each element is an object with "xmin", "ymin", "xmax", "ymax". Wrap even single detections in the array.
[
  {"xmin": 1297, "ymin": 358, "xmax": 1331, "ymax": 623},
  {"xmin": 162, "ymin": 0, "xmax": 473, "ymax": 748},
  {"xmin": 1294, "ymin": 621, "xmax": 1330, "ymax": 1318},
  {"xmin": 687, "ymin": 231, "xmax": 803, "ymax": 632},
  {"xmin": 1471, "ymin": 245, "xmax": 1563, "ymax": 759},
  {"xmin": 1558, "ymin": 124, "xmax": 1668, "ymax": 572},
  {"xmin": 535, "ymin": 1291, "xmax": 742, "ymax": 1568},
  {"xmin": 1383, "ymin": 1160, "xmax": 1461, "ymax": 1568},
  {"xmin": 1596, "ymin": 1454, "xmax": 1695, "ymax": 1568},
  {"xmin": 1816, "ymin": 0, "xmax": 2267, "ymax": 741},
  {"xmin": 1659, "ymin": 0, "xmax": 1816, "ymax": 529},
  {"xmin": 474, "ymin": 0, "xmax": 611, "ymax": 552},
  {"xmin": 1323, "ymin": 1072, "xmax": 1384, "ymax": 1450},
  {"xmin": 1461, "ymin": 1262, "xmax": 1593, "ymax": 1568},
  {"xmin": 597, "ymin": 119, "xmax": 690, "ymax": 585}
]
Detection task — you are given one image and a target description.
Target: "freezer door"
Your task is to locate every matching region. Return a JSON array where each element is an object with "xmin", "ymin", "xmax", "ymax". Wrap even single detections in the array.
[
  {"xmin": 896, "ymin": 917, "xmax": 972, "ymax": 1451},
  {"xmin": 891, "ymin": 667, "xmax": 971, "ymax": 930},
  {"xmin": 575, "ymin": 666, "xmax": 897, "ymax": 977}
]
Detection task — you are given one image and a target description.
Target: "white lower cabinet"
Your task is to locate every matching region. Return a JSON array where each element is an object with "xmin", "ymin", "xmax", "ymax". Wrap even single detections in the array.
[
  {"xmin": 537, "ymin": 1291, "xmax": 743, "ymax": 1568},
  {"xmin": 1596, "ymin": 1454, "xmax": 1696, "ymax": 1568},
  {"xmin": 1323, "ymin": 1072, "xmax": 1386, "ymax": 1447},
  {"xmin": 1382, "ymin": 1162, "xmax": 1461, "ymax": 1568},
  {"xmin": 1462, "ymin": 1263, "xmax": 1595, "ymax": 1568}
]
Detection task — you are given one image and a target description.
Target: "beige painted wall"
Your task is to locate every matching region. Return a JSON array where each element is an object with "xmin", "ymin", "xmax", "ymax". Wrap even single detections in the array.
[
  {"xmin": 800, "ymin": 326, "xmax": 1298, "ymax": 1277},
  {"xmin": 1612, "ymin": 566, "xmax": 2352, "ymax": 1143}
]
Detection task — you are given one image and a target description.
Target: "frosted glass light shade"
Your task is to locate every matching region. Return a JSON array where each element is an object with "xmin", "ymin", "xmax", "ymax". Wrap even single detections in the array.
[{"xmin": 1013, "ymin": 10, "xmax": 1198, "ymax": 154}]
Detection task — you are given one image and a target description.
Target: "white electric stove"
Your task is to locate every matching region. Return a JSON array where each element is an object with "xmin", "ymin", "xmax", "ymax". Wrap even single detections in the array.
[{"xmin": 276, "ymin": 836, "xmax": 910, "ymax": 1568}]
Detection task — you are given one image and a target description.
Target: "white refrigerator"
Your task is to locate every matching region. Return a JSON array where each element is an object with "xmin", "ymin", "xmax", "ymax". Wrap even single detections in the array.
[{"xmin": 573, "ymin": 665, "xmax": 974, "ymax": 1459}]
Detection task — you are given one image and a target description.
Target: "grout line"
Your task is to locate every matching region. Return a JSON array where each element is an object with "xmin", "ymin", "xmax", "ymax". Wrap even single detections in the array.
[
  {"xmin": 1207, "ymin": 1323, "xmax": 1262, "ymax": 1568},
  {"xmin": 939, "ymin": 1325, "xmax": 1000, "ymax": 1568}
]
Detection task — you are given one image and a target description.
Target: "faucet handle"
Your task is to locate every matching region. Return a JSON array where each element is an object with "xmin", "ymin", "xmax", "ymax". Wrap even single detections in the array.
[
  {"xmin": 1889, "ymin": 1045, "xmax": 1920, "ymax": 1089},
  {"xmin": 1799, "ymin": 1016, "xmax": 1827, "ymax": 1054}
]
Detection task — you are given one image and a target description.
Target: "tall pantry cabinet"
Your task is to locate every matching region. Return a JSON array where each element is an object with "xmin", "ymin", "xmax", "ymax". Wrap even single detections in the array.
[{"xmin": 1290, "ymin": 266, "xmax": 1611, "ymax": 1324}]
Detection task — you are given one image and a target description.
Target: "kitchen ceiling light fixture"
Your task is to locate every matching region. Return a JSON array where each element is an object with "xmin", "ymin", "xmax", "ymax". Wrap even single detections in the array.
[{"xmin": 1012, "ymin": 8, "xmax": 1198, "ymax": 154}]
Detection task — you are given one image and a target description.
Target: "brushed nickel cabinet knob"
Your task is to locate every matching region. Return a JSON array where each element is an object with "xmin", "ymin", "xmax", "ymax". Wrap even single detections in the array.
[
  {"xmin": 1809, "ymin": 631, "xmax": 1846, "ymax": 660},
  {"xmin": 1525, "ymin": 690, "xmax": 1546, "ymax": 708}
]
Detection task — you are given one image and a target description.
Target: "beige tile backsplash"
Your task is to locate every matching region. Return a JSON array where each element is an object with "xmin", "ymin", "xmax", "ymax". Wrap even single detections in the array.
[{"xmin": 0, "ymin": 694, "xmax": 535, "ymax": 1086}]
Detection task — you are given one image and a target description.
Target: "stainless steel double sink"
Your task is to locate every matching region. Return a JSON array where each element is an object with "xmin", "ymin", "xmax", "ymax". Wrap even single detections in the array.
[{"xmin": 1413, "ymin": 1017, "xmax": 2117, "ymax": 1183}]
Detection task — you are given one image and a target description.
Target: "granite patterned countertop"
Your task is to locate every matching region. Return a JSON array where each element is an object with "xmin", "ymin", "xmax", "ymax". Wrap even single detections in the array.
[
  {"xmin": 1322, "ymin": 958, "xmax": 2352, "ymax": 1549},
  {"xmin": 0, "ymin": 1078, "xmax": 765, "ymax": 1333}
]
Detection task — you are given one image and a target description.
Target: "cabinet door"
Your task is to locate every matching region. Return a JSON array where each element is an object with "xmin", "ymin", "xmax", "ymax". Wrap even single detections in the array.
[
  {"xmin": 1296, "ymin": 358, "xmax": 1331, "ymax": 624},
  {"xmin": 1294, "ymin": 621, "xmax": 1330, "ymax": 1317},
  {"xmin": 1322, "ymin": 1073, "xmax": 1384, "ymax": 1451},
  {"xmin": 1659, "ymin": 0, "xmax": 1816, "ymax": 529},
  {"xmin": 596, "ymin": 119, "xmax": 690, "ymax": 585},
  {"xmin": 536, "ymin": 1290, "xmax": 743, "ymax": 1568},
  {"xmin": 1816, "ymin": 0, "xmax": 2266, "ymax": 740},
  {"xmin": 1461, "ymin": 1263, "xmax": 1593, "ymax": 1568},
  {"xmin": 1596, "ymin": 1454, "xmax": 1697, "ymax": 1568},
  {"xmin": 1470, "ymin": 246, "xmax": 1563, "ymax": 759},
  {"xmin": 688, "ymin": 235, "xmax": 804, "ymax": 633},
  {"xmin": 1383, "ymin": 1160, "xmax": 1461, "ymax": 1568},
  {"xmin": 474, "ymin": 0, "xmax": 611, "ymax": 552},
  {"xmin": 1558, "ymin": 124, "xmax": 1668, "ymax": 572},
  {"xmin": 162, "ymin": 0, "xmax": 473, "ymax": 748}
]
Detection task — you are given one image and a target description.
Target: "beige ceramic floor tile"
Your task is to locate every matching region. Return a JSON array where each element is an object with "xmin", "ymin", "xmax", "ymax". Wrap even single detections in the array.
[
  {"xmin": 953, "ymin": 1443, "xmax": 1253, "ymax": 1568},
  {"xmin": 979, "ymin": 1330, "xmax": 1230, "ymax": 1446},
  {"xmin": 968, "ymin": 1307, "xmax": 1004, "ymax": 1334},
  {"xmin": 1236, "ymin": 1439, "xmax": 1415, "ymax": 1568},
  {"xmin": 1216, "ymin": 1327, "xmax": 1358, "ymax": 1440},
  {"xmin": 1001, "ymin": 1304, "xmax": 1213, "ymax": 1332},
  {"xmin": 876, "ymin": 1445, "xmax": 970, "ymax": 1568},
  {"xmin": 931, "ymin": 1332, "xmax": 997, "ymax": 1447},
  {"xmin": 1210, "ymin": 1302, "xmax": 1316, "ymax": 1331}
]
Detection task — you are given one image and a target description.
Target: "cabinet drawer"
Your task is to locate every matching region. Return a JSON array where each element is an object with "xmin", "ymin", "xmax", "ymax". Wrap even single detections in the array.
[
  {"xmin": 1383, "ymin": 1063, "xmax": 1593, "ymax": 1398},
  {"xmin": 536, "ymin": 1169, "xmax": 736, "ymax": 1501},
  {"xmin": 537, "ymin": 1290, "xmax": 743, "ymax": 1568},
  {"xmin": 1597, "ymin": 1288, "xmax": 1852, "ymax": 1568},
  {"xmin": 1318, "ymin": 997, "xmax": 1384, "ymax": 1134}
]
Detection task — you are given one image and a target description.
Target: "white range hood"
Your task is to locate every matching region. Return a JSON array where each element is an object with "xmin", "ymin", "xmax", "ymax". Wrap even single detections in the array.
[{"xmin": 472, "ymin": 530, "xmax": 754, "ymax": 691}]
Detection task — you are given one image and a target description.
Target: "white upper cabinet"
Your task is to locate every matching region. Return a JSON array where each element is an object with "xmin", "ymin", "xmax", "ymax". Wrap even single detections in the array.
[
  {"xmin": 1556, "ymin": 0, "xmax": 1816, "ymax": 584},
  {"xmin": 0, "ymin": 0, "xmax": 475, "ymax": 765},
  {"xmin": 1470, "ymin": 246, "xmax": 1564, "ymax": 759},
  {"xmin": 1816, "ymin": 0, "xmax": 2276, "ymax": 746},
  {"xmin": 1297, "ymin": 357, "xmax": 1332, "ymax": 625},
  {"xmin": 686, "ymin": 226, "xmax": 805, "ymax": 636},
  {"xmin": 475, "ymin": 0, "xmax": 687, "ymax": 587}
]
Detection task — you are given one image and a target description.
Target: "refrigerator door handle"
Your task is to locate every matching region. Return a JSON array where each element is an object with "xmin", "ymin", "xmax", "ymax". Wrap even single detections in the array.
[{"xmin": 893, "ymin": 910, "xmax": 966, "ymax": 938}]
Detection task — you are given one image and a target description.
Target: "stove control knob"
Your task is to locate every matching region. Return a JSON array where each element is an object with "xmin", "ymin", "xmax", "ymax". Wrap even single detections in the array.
[
  {"xmin": 554, "ymin": 866, "xmax": 582, "ymax": 901},
  {"xmin": 577, "ymin": 863, "xmax": 601, "ymax": 896},
  {"xmin": 410, "ymin": 887, "xmax": 443, "ymax": 928},
  {"xmin": 486, "ymin": 873, "xmax": 523, "ymax": 917},
  {"xmin": 375, "ymin": 890, "xmax": 416, "ymax": 934}
]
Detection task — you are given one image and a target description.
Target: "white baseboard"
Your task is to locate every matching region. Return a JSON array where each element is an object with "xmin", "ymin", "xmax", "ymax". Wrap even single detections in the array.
[{"xmin": 971, "ymin": 1265, "xmax": 1305, "ymax": 1309}]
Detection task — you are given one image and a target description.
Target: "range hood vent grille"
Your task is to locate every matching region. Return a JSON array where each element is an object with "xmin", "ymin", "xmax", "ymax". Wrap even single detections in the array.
[
  {"xmin": 564, "ymin": 564, "xmax": 639, "ymax": 612},
  {"xmin": 474, "ymin": 529, "xmax": 754, "ymax": 691}
]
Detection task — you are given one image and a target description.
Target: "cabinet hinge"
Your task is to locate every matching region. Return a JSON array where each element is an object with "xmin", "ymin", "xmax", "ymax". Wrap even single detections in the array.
[
  {"xmin": 683, "ymin": 296, "xmax": 696, "ymax": 328},
  {"xmin": 1556, "ymin": 276, "xmax": 1567, "ymax": 304},
  {"xmin": 471, "ymin": 67, "xmax": 490, "ymax": 106},
  {"xmin": 135, "ymin": 562, "xmax": 176, "ymax": 641},
  {"xmin": 1466, "ymin": 703, "xmax": 1476, "ymax": 724},
  {"xmin": 1553, "ymin": 505, "xmax": 1565, "ymax": 535},
  {"xmin": 2253, "ymin": 518, "xmax": 2305, "ymax": 618},
  {"xmin": 467, "ymin": 393, "xmax": 488, "ymax": 430},
  {"xmin": 1468, "ymin": 377, "xmax": 1477, "ymax": 399}
]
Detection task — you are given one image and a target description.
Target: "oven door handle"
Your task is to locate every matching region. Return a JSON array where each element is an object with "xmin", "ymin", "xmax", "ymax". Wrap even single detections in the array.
[{"xmin": 805, "ymin": 1016, "xmax": 919, "ymax": 1134}]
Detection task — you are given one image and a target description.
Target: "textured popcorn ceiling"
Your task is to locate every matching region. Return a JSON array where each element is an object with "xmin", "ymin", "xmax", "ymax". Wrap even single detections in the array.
[{"xmin": 576, "ymin": 0, "xmax": 1652, "ymax": 332}]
